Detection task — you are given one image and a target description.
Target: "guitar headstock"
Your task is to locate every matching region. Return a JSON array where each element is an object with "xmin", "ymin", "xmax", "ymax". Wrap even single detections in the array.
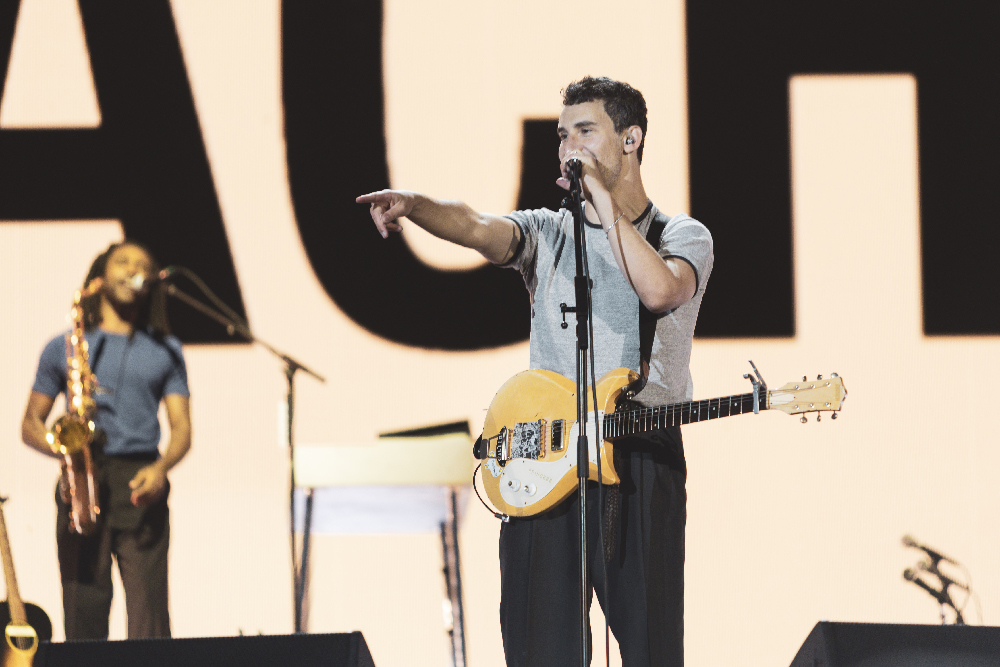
[{"xmin": 767, "ymin": 374, "xmax": 847, "ymax": 419}]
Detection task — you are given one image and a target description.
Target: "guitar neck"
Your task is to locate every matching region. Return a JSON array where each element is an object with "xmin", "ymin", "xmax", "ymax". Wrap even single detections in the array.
[
  {"xmin": 0, "ymin": 502, "xmax": 28, "ymax": 625},
  {"xmin": 603, "ymin": 389, "xmax": 764, "ymax": 438}
]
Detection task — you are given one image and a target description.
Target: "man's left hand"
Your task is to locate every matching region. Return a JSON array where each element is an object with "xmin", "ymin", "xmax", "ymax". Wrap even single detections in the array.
[{"xmin": 129, "ymin": 462, "xmax": 168, "ymax": 506}]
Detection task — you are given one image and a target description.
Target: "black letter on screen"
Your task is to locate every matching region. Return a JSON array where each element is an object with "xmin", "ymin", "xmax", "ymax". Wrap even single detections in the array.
[
  {"xmin": 0, "ymin": 0, "xmax": 246, "ymax": 343},
  {"xmin": 283, "ymin": 2, "xmax": 533, "ymax": 351},
  {"xmin": 688, "ymin": 0, "xmax": 1000, "ymax": 336}
]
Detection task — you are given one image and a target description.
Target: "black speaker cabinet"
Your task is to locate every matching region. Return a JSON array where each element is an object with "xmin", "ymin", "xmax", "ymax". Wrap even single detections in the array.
[
  {"xmin": 34, "ymin": 631, "xmax": 375, "ymax": 667},
  {"xmin": 789, "ymin": 621, "xmax": 1000, "ymax": 667}
]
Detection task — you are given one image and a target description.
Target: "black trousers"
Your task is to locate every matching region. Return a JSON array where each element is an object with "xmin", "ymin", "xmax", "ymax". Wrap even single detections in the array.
[
  {"xmin": 55, "ymin": 455, "xmax": 171, "ymax": 640},
  {"xmin": 499, "ymin": 428, "xmax": 686, "ymax": 667}
]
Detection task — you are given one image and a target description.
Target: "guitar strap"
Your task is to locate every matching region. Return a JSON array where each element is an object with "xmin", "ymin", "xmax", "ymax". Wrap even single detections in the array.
[
  {"xmin": 603, "ymin": 211, "xmax": 669, "ymax": 563},
  {"xmin": 639, "ymin": 212, "xmax": 669, "ymax": 379}
]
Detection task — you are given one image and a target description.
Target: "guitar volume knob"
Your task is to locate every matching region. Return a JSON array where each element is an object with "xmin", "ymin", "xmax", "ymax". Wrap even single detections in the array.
[{"xmin": 507, "ymin": 479, "xmax": 521, "ymax": 492}]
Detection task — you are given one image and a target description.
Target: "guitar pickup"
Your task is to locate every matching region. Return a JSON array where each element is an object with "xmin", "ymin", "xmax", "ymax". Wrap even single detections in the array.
[{"xmin": 550, "ymin": 420, "xmax": 565, "ymax": 452}]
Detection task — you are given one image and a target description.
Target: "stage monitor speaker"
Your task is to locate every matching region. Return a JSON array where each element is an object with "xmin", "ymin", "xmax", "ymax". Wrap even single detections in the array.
[
  {"xmin": 789, "ymin": 621, "xmax": 1000, "ymax": 667},
  {"xmin": 34, "ymin": 631, "xmax": 376, "ymax": 667}
]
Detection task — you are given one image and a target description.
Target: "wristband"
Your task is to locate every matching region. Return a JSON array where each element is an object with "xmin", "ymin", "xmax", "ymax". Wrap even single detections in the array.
[{"xmin": 605, "ymin": 212, "xmax": 626, "ymax": 237}]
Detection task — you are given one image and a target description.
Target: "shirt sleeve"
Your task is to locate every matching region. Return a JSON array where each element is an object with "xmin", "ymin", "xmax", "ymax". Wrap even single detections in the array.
[
  {"xmin": 499, "ymin": 207, "xmax": 566, "ymax": 285},
  {"xmin": 32, "ymin": 334, "xmax": 69, "ymax": 398},
  {"xmin": 657, "ymin": 215, "xmax": 714, "ymax": 295},
  {"xmin": 161, "ymin": 336, "xmax": 190, "ymax": 397}
]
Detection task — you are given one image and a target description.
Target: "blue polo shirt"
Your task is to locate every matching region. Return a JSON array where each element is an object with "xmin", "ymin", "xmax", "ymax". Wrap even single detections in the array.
[{"xmin": 32, "ymin": 328, "xmax": 189, "ymax": 457}]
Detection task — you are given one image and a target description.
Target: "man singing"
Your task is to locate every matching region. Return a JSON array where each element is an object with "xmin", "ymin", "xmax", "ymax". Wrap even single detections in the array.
[
  {"xmin": 21, "ymin": 241, "xmax": 191, "ymax": 640},
  {"xmin": 357, "ymin": 76, "xmax": 712, "ymax": 666}
]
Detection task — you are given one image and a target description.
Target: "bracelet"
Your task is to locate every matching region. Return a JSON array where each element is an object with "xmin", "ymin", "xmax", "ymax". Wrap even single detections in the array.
[{"xmin": 605, "ymin": 213, "xmax": 626, "ymax": 237}]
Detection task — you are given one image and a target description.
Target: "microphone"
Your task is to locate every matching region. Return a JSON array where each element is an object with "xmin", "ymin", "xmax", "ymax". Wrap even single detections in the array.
[
  {"xmin": 127, "ymin": 266, "xmax": 178, "ymax": 292},
  {"xmin": 566, "ymin": 157, "xmax": 583, "ymax": 179},
  {"xmin": 917, "ymin": 560, "xmax": 970, "ymax": 592},
  {"xmin": 902, "ymin": 535, "xmax": 958, "ymax": 566},
  {"xmin": 903, "ymin": 568, "xmax": 950, "ymax": 605}
]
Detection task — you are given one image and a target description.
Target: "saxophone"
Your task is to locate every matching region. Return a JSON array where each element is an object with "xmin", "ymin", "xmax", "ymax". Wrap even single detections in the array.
[{"xmin": 45, "ymin": 279, "xmax": 103, "ymax": 536}]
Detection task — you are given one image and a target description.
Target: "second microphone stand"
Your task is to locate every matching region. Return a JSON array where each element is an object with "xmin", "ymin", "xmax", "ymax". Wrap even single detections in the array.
[{"xmin": 162, "ymin": 279, "xmax": 325, "ymax": 633}]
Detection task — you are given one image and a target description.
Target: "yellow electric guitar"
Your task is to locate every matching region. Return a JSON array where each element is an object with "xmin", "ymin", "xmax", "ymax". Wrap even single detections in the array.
[
  {"xmin": 1, "ymin": 497, "xmax": 52, "ymax": 667},
  {"xmin": 477, "ymin": 364, "xmax": 847, "ymax": 517}
]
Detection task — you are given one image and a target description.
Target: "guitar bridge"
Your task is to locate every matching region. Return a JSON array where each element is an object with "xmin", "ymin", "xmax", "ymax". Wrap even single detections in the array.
[
  {"xmin": 489, "ymin": 419, "xmax": 555, "ymax": 466},
  {"xmin": 493, "ymin": 427, "xmax": 509, "ymax": 467}
]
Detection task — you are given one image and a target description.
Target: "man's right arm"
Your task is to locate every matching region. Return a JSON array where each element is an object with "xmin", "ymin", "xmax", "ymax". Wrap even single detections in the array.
[
  {"xmin": 22, "ymin": 391, "xmax": 61, "ymax": 459},
  {"xmin": 355, "ymin": 190, "xmax": 521, "ymax": 265}
]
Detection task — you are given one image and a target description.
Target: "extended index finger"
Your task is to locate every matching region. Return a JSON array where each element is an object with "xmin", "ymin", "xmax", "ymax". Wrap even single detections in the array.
[{"xmin": 355, "ymin": 190, "xmax": 391, "ymax": 204}]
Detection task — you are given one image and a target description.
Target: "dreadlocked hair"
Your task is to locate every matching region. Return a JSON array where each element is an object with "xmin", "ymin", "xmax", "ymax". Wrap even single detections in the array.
[{"xmin": 80, "ymin": 241, "xmax": 171, "ymax": 339}]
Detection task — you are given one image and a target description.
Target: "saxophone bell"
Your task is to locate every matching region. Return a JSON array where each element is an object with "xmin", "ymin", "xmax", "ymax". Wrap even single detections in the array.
[{"xmin": 47, "ymin": 413, "xmax": 94, "ymax": 456}]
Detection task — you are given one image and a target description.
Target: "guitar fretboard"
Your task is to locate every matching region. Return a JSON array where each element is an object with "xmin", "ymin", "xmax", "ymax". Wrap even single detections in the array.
[{"xmin": 603, "ymin": 390, "xmax": 763, "ymax": 438}]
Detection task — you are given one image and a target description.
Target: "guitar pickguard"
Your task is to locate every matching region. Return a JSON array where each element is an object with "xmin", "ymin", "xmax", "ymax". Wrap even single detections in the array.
[{"xmin": 496, "ymin": 416, "xmax": 604, "ymax": 509}]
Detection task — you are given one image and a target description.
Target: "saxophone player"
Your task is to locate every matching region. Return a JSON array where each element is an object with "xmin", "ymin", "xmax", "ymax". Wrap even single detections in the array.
[{"xmin": 20, "ymin": 241, "xmax": 192, "ymax": 640}]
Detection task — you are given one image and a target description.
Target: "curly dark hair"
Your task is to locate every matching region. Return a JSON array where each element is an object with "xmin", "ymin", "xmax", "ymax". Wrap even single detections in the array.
[
  {"xmin": 80, "ymin": 241, "xmax": 171, "ymax": 338},
  {"xmin": 562, "ymin": 76, "xmax": 648, "ymax": 163}
]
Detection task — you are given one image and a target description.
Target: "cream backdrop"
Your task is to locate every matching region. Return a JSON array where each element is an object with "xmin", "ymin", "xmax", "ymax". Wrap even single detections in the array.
[{"xmin": 1, "ymin": 1, "xmax": 997, "ymax": 667}]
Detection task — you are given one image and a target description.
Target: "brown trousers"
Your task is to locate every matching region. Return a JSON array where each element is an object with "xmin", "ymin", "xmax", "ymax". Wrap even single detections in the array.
[{"xmin": 55, "ymin": 455, "xmax": 171, "ymax": 640}]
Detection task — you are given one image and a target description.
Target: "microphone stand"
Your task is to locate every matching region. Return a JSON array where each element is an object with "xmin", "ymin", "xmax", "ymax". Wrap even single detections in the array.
[
  {"xmin": 923, "ymin": 560, "xmax": 966, "ymax": 625},
  {"xmin": 903, "ymin": 567, "xmax": 965, "ymax": 625},
  {"xmin": 162, "ymin": 282, "xmax": 325, "ymax": 633},
  {"xmin": 564, "ymin": 161, "xmax": 592, "ymax": 667}
]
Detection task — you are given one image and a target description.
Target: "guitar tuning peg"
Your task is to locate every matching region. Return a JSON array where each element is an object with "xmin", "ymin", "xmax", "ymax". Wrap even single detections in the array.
[
  {"xmin": 817, "ymin": 374, "xmax": 823, "ymax": 380},
  {"xmin": 831, "ymin": 372, "xmax": 839, "ymax": 378},
  {"xmin": 802, "ymin": 375, "xmax": 807, "ymax": 382},
  {"xmin": 816, "ymin": 414, "xmax": 821, "ymax": 422},
  {"xmin": 831, "ymin": 412, "xmax": 838, "ymax": 420},
  {"xmin": 800, "ymin": 415, "xmax": 807, "ymax": 424}
]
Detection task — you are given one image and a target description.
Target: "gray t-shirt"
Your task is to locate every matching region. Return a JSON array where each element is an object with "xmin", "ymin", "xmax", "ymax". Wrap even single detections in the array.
[{"xmin": 503, "ymin": 202, "xmax": 713, "ymax": 406}]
